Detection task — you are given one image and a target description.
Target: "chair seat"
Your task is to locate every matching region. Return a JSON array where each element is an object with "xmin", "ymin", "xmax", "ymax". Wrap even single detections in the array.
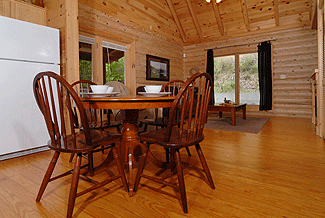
[
  {"xmin": 139, "ymin": 127, "xmax": 204, "ymax": 149},
  {"xmin": 48, "ymin": 129, "xmax": 121, "ymax": 153}
]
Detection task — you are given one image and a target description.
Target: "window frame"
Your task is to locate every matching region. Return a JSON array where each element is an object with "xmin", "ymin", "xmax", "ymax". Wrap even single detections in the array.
[{"xmin": 214, "ymin": 50, "xmax": 259, "ymax": 105}]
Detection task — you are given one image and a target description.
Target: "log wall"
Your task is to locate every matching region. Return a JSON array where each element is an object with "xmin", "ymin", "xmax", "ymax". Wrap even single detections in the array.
[
  {"xmin": 78, "ymin": 3, "xmax": 184, "ymax": 91},
  {"xmin": 184, "ymin": 27, "xmax": 318, "ymax": 118}
]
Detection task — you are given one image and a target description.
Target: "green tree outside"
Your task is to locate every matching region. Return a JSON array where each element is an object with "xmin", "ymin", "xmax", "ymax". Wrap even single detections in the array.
[
  {"xmin": 106, "ymin": 57, "xmax": 125, "ymax": 83},
  {"xmin": 79, "ymin": 57, "xmax": 125, "ymax": 84},
  {"xmin": 214, "ymin": 53, "xmax": 258, "ymax": 93},
  {"xmin": 79, "ymin": 60, "xmax": 92, "ymax": 81}
]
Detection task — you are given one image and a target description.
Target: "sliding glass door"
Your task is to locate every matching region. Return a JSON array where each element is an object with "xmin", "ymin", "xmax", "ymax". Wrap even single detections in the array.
[{"xmin": 214, "ymin": 52, "xmax": 259, "ymax": 105}]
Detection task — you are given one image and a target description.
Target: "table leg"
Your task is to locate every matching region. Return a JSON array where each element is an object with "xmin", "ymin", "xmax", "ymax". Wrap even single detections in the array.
[
  {"xmin": 243, "ymin": 106, "xmax": 246, "ymax": 120},
  {"xmin": 120, "ymin": 109, "xmax": 141, "ymax": 196},
  {"xmin": 231, "ymin": 108, "xmax": 236, "ymax": 126}
]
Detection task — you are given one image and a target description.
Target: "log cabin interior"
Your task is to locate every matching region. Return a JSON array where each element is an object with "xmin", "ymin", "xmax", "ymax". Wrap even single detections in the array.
[{"xmin": 0, "ymin": 0, "xmax": 325, "ymax": 217}]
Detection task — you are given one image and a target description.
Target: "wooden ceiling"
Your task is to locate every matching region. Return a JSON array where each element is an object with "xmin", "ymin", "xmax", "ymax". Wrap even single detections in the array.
[{"xmin": 79, "ymin": 0, "xmax": 316, "ymax": 45}]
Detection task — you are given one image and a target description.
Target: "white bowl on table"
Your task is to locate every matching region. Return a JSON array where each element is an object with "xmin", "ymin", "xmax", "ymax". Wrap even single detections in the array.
[
  {"xmin": 90, "ymin": 85, "xmax": 109, "ymax": 93},
  {"xmin": 106, "ymin": 87, "xmax": 114, "ymax": 93},
  {"xmin": 144, "ymin": 85, "xmax": 162, "ymax": 93}
]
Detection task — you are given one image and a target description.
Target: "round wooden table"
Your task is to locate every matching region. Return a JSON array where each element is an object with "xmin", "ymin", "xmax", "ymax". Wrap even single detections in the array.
[{"xmin": 81, "ymin": 94, "xmax": 175, "ymax": 196}]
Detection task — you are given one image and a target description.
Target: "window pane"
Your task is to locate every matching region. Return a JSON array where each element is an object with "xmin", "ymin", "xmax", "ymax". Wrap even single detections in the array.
[
  {"xmin": 79, "ymin": 42, "xmax": 92, "ymax": 81},
  {"xmin": 239, "ymin": 53, "xmax": 259, "ymax": 105},
  {"xmin": 214, "ymin": 55, "xmax": 235, "ymax": 103},
  {"xmin": 103, "ymin": 47, "xmax": 125, "ymax": 83}
]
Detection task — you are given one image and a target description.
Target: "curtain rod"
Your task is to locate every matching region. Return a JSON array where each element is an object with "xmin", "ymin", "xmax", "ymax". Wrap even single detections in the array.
[{"xmin": 205, "ymin": 39, "xmax": 277, "ymax": 51}]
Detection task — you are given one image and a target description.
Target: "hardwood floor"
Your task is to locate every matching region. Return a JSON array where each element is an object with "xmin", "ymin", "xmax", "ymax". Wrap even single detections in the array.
[{"xmin": 0, "ymin": 116, "xmax": 325, "ymax": 217}]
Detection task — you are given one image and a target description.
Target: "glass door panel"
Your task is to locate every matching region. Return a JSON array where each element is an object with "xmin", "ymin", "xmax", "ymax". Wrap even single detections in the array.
[
  {"xmin": 214, "ymin": 55, "xmax": 235, "ymax": 103},
  {"xmin": 239, "ymin": 53, "xmax": 259, "ymax": 105}
]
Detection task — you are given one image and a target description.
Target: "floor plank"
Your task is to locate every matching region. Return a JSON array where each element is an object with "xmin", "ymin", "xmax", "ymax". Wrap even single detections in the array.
[{"xmin": 0, "ymin": 116, "xmax": 324, "ymax": 217}]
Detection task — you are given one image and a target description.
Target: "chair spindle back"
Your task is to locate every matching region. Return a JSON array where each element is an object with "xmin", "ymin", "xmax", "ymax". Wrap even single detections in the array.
[
  {"xmin": 165, "ymin": 72, "xmax": 212, "ymax": 143},
  {"xmin": 33, "ymin": 72, "xmax": 91, "ymax": 151}
]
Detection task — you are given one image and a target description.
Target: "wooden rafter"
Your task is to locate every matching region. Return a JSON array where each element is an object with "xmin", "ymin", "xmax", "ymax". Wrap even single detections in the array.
[
  {"xmin": 185, "ymin": 0, "xmax": 203, "ymax": 39},
  {"xmin": 212, "ymin": 1, "xmax": 224, "ymax": 36},
  {"xmin": 166, "ymin": 0, "xmax": 187, "ymax": 43},
  {"xmin": 311, "ymin": 0, "xmax": 317, "ymax": 29},
  {"xmin": 239, "ymin": 0, "xmax": 250, "ymax": 31},
  {"xmin": 273, "ymin": 0, "xmax": 279, "ymax": 26},
  {"xmin": 320, "ymin": 0, "xmax": 324, "ymax": 9}
]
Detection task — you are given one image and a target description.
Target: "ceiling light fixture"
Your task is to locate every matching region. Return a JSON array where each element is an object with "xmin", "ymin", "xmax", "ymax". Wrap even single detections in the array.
[{"xmin": 206, "ymin": 0, "xmax": 222, "ymax": 3}]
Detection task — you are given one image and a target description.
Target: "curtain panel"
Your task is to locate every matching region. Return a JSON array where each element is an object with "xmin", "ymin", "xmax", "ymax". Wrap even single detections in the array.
[
  {"xmin": 206, "ymin": 49, "xmax": 215, "ymax": 105},
  {"xmin": 258, "ymin": 41, "xmax": 272, "ymax": 110}
]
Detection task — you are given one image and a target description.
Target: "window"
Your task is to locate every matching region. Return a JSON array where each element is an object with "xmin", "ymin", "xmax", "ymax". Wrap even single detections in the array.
[
  {"xmin": 79, "ymin": 35, "xmax": 95, "ymax": 81},
  {"xmin": 214, "ymin": 52, "xmax": 259, "ymax": 105},
  {"xmin": 79, "ymin": 36, "xmax": 127, "ymax": 85},
  {"xmin": 102, "ymin": 41, "xmax": 126, "ymax": 84}
]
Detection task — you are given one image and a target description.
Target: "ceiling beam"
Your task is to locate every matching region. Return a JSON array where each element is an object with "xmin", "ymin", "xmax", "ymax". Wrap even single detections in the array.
[
  {"xmin": 239, "ymin": 0, "xmax": 250, "ymax": 31},
  {"xmin": 185, "ymin": 0, "xmax": 203, "ymax": 39},
  {"xmin": 273, "ymin": 0, "xmax": 279, "ymax": 26},
  {"xmin": 311, "ymin": 0, "xmax": 317, "ymax": 29},
  {"xmin": 212, "ymin": 2, "xmax": 224, "ymax": 36},
  {"xmin": 166, "ymin": 0, "xmax": 187, "ymax": 43},
  {"xmin": 320, "ymin": 0, "xmax": 324, "ymax": 9}
]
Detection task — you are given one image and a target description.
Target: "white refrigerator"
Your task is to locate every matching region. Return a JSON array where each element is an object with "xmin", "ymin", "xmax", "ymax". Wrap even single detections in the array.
[{"xmin": 0, "ymin": 15, "xmax": 60, "ymax": 158}]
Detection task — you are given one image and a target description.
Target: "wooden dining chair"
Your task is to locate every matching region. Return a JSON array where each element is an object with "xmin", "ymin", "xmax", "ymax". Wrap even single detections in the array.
[
  {"xmin": 69, "ymin": 80, "xmax": 122, "ymax": 167},
  {"xmin": 33, "ymin": 71, "xmax": 128, "ymax": 218},
  {"xmin": 140, "ymin": 80, "xmax": 191, "ymax": 162},
  {"xmin": 68, "ymin": 80, "xmax": 122, "ymax": 165},
  {"xmin": 134, "ymin": 72, "xmax": 215, "ymax": 213},
  {"xmin": 141, "ymin": 80, "xmax": 185, "ymax": 132}
]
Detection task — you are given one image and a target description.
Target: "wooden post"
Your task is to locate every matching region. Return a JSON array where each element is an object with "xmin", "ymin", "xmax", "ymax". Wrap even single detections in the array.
[
  {"xmin": 64, "ymin": 0, "xmax": 79, "ymax": 84},
  {"xmin": 316, "ymin": 0, "xmax": 324, "ymax": 137},
  {"xmin": 235, "ymin": 53, "xmax": 239, "ymax": 104},
  {"xmin": 125, "ymin": 41, "xmax": 136, "ymax": 95},
  {"xmin": 93, "ymin": 36, "xmax": 103, "ymax": 84}
]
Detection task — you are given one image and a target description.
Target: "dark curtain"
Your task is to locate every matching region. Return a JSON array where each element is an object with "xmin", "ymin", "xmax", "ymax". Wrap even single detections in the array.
[
  {"xmin": 206, "ymin": 49, "xmax": 215, "ymax": 105},
  {"xmin": 258, "ymin": 41, "xmax": 272, "ymax": 110}
]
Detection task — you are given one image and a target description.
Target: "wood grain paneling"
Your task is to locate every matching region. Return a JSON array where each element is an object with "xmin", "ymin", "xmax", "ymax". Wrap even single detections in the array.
[
  {"xmin": 184, "ymin": 27, "xmax": 317, "ymax": 118},
  {"xmin": 78, "ymin": 3, "xmax": 184, "ymax": 92}
]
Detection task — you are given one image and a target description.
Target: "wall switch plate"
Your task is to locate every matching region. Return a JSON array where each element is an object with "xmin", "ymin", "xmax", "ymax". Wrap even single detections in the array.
[{"xmin": 280, "ymin": 75, "xmax": 286, "ymax": 79}]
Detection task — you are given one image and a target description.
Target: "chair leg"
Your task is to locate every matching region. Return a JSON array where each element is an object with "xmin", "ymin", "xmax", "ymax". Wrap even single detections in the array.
[
  {"xmin": 174, "ymin": 149, "xmax": 188, "ymax": 213},
  {"xmin": 195, "ymin": 144, "xmax": 215, "ymax": 189},
  {"xmin": 185, "ymin": 147, "xmax": 192, "ymax": 156},
  {"xmin": 143, "ymin": 123, "xmax": 148, "ymax": 132},
  {"xmin": 36, "ymin": 151, "xmax": 60, "ymax": 202},
  {"xmin": 69, "ymin": 153, "xmax": 75, "ymax": 163},
  {"xmin": 164, "ymin": 147, "xmax": 170, "ymax": 163},
  {"xmin": 111, "ymin": 144, "xmax": 129, "ymax": 192},
  {"xmin": 88, "ymin": 151, "xmax": 94, "ymax": 177},
  {"xmin": 67, "ymin": 153, "xmax": 82, "ymax": 218},
  {"xmin": 133, "ymin": 143, "xmax": 150, "ymax": 192}
]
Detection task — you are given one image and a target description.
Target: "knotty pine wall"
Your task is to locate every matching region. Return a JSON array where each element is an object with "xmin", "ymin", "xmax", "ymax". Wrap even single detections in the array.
[
  {"xmin": 184, "ymin": 27, "xmax": 318, "ymax": 118},
  {"xmin": 78, "ymin": 3, "xmax": 184, "ymax": 91}
]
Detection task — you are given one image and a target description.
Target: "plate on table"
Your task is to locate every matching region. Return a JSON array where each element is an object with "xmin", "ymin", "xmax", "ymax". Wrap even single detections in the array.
[
  {"xmin": 138, "ymin": 92, "xmax": 172, "ymax": 97},
  {"xmin": 84, "ymin": 92, "xmax": 119, "ymax": 98}
]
